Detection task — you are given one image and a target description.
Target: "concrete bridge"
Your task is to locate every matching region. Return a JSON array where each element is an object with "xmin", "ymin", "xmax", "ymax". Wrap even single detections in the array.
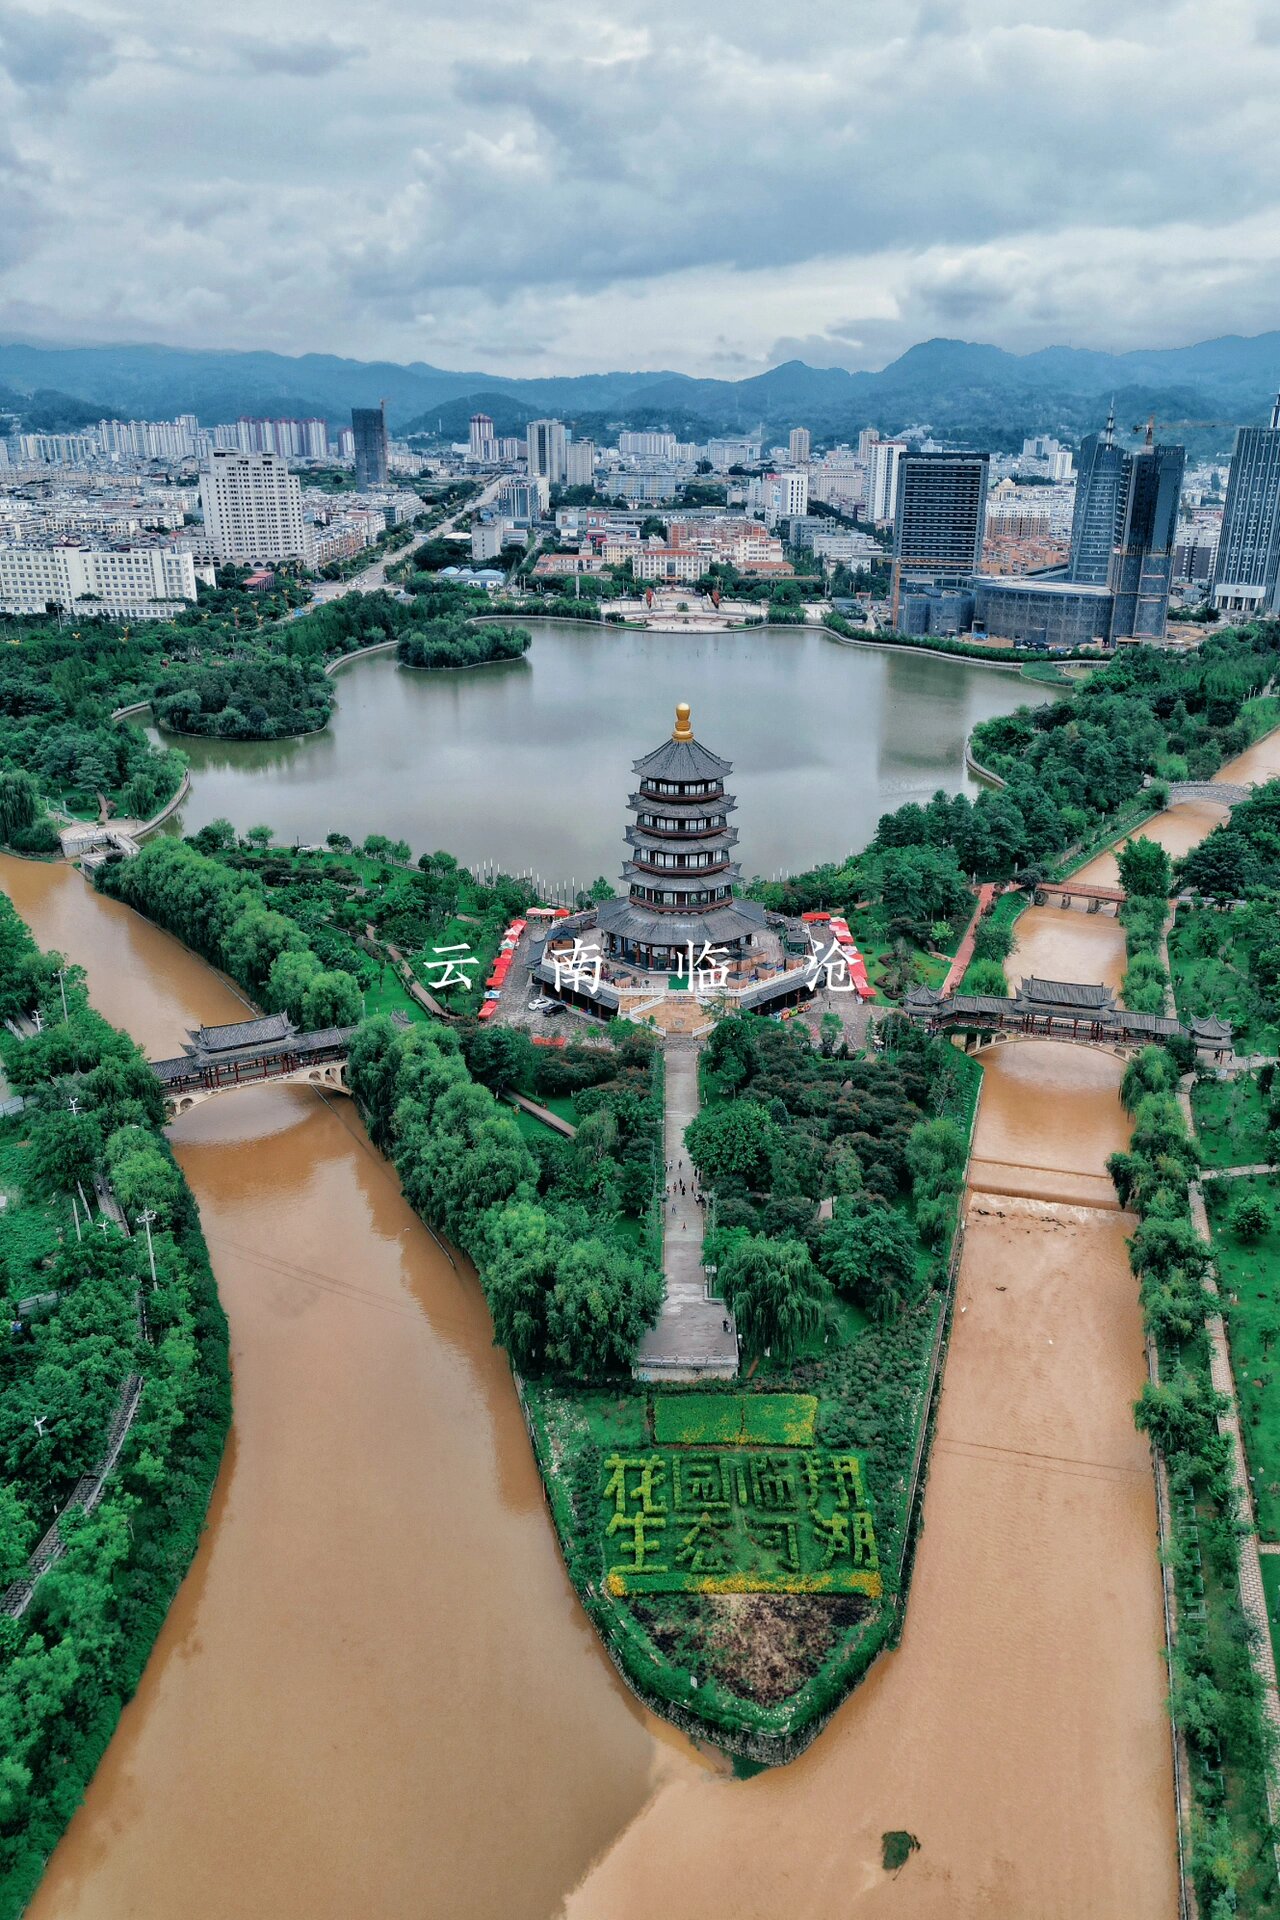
[
  {"xmin": 151, "ymin": 1012, "xmax": 355, "ymax": 1115},
  {"xmin": 1162, "ymin": 781, "xmax": 1250, "ymax": 808}
]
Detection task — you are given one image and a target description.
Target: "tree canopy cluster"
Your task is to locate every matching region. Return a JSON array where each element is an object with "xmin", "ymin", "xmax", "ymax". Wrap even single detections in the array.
[
  {"xmin": 0, "ymin": 894, "xmax": 229, "ymax": 1916},
  {"xmin": 350, "ymin": 1016, "xmax": 663, "ymax": 1380},
  {"xmin": 688, "ymin": 1015, "xmax": 974, "ymax": 1359},
  {"xmin": 396, "ymin": 618, "xmax": 530, "ymax": 672}
]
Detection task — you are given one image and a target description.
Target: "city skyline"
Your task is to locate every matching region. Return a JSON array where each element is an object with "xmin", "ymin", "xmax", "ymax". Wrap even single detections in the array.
[{"xmin": 3, "ymin": 1, "xmax": 1280, "ymax": 375}]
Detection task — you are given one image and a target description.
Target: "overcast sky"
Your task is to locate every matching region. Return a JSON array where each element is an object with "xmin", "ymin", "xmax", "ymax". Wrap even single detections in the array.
[{"xmin": 0, "ymin": 0, "xmax": 1277, "ymax": 376}]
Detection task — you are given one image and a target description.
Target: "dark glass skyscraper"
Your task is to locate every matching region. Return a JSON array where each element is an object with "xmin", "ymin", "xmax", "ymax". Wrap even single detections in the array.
[
  {"xmin": 1213, "ymin": 397, "xmax": 1280, "ymax": 616},
  {"xmin": 1065, "ymin": 412, "xmax": 1184, "ymax": 639},
  {"xmin": 1067, "ymin": 409, "xmax": 1127, "ymax": 584},
  {"xmin": 1108, "ymin": 442, "xmax": 1185, "ymax": 640},
  {"xmin": 351, "ymin": 403, "xmax": 389, "ymax": 489}
]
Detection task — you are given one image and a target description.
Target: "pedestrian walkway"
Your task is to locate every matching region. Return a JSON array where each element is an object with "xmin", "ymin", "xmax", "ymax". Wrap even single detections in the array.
[
  {"xmin": 633, "ymin": 1038, "xmax": 738, "ymax": 1381},
  {"xmin": 941, "ymin": 882, "xmax": 997, "ymax": 995}
]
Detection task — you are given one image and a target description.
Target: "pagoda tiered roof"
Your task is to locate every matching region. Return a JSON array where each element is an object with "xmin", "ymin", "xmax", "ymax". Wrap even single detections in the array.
[{"xmin": 631, "ymin": 736, "xmax": 731, "ymax": 783}]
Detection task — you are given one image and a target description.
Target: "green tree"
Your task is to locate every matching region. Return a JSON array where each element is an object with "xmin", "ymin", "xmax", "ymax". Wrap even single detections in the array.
[
  {"xmin": 0, "ymin": 768, "xmax": 43, "ymax": 845},
  {"xmin": 478, "ymin": 1201, "xmax": 560, "ymax": 1369},
  {"xmin": 684, "ymin": 1100, "xmax": 777, "ymax": 1188},
  {"xmin": 544, "ymin": 1239, "xmax": 662, "ymax": 1378},
  {"xmin": 1117, "ymin": 836, "xmax": 1173, "ymax": 899},
  {"xmin": 720, "ymin": 1235, "xmax": 830, "ymax": 1359},
  {"xmin": 821, "ymin": 1201, "xmax": 917, "ymax": 1321},
  {"xmin": 300, "ymin": 969, "xmax": 362, "ymax": 1029},
  {"xmin": 1229, "ymin": 1190, "xmax": 1270, "ymax": 1243},
  {"xmin": 25, "ymin": 1107, "xmax": 104, "ymax": 1199},
  {"xmin": 964, "ymin": 958, "xmax": 1008, "ymax": 996},
  {"xmin": 1120, "ymin": 1044, "xmax": 1179, "ymax": 1112},
  {"xmin": 244, "ymin": 823, "xmax": 274, "ymax": 850}
]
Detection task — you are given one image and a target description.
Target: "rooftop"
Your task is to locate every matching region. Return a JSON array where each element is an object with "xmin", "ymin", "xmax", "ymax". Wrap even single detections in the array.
[{"xmin": 633, "ymin": 702, "xmax": 732, "ymax": 782}]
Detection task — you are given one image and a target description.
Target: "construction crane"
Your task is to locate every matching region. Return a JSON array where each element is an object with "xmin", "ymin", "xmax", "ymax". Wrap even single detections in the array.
[{"xmin": 1130, "ymin": 414, "xmax": 1240, "ymax": 445}]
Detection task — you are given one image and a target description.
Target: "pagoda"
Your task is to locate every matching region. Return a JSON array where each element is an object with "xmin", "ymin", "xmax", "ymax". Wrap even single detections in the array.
[{"xmin": 595, "ymin": 701, "xmax": 767, "ymax": 971}]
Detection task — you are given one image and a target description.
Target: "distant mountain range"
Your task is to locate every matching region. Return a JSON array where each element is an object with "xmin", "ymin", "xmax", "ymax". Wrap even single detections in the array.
[{"xmin": 2, "ymin": 332, "xmax": 1279, "ymax": 453}]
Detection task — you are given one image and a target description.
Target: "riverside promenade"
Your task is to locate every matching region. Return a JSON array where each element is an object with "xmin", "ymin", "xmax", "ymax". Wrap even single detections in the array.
[{"xmin": 633, "ymin": 1037, "xmax": 738, "ymax": 1380}]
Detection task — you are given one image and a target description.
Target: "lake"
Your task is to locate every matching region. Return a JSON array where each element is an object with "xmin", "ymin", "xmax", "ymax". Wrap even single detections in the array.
[{"xmin": 157, "ymin": 622, "xmax": 1054, "ymax": 887}]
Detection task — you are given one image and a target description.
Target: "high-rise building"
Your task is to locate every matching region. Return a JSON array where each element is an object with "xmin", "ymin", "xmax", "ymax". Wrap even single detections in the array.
[
  {"xmin": 892, "ymin": 452, "xmax": 989, "ymax": 571},
  {"xmin": 857, "ymin": 427, "xmax": 881, "ymax": 462},
  {"xmin": 199, "ymin": 450, "xmax": 309, "ymax": 563},
  {"xmin": 866, "ymin": 439, "xmax": 907, "ymax": 524},
  {"xmin": 526, "ymin": 418, "xmax": 567, "ymax": 484},
  {"xmin": 564, "ymin": 440, "xmax": 595, "ymax": 488},
  {"xmin": 468, "ymin": 413, "xmax": 496, "ymax": 463},
  {"xmin": 498, "ymin": 476, "xmax": 547, "ymax": 523},
  {"xmin": 1213, "ymin": 397, "xmax": 1280, "ymax": 615},
  {"xmin": 892, "ymin": 451, "xmax": 989, "ymax": 627},
  {"xmin": 351, "ymin": 404, "xmax": 389, "ymax": 489},
  {"xmin": 788, "ymin": 427, "xmax": 811, "ymax": 466},
  {"xmin": 1068, "ymin": 411, "xmax": 1128, "ymax": 583},
  {"xmin": 1109, "ymin": 441, "xmax": 1185, "ymax": 640}
]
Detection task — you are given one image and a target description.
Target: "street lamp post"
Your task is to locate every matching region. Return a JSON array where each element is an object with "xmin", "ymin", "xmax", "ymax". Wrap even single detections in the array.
[{"xmin": 138, "ymin": 1209, "xmax": 158, "ymax": 1290}]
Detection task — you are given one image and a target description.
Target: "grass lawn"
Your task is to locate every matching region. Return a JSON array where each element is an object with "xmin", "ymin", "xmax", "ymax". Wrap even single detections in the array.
[
  {"xmin": 1205, "ymin": 1173, "xmax": 1280, "ymax": 1539},
  {"xmin": 653, "ymin": 1391, "xmax": 818, "ymax": 1445},
  {"xmin": 0, "ymin": 1130, "xmax": 69, "ymax": 1282},
  {"xmin": 362, "ymin": 968, "xmax": 430, "ymax": 1025},
  {"xmin": 1193, "ymin": 1071, "xmax": 1274, "ymax": 1168},
  {"xmin": 1261, "ymin": 1553, "xmax": 1280, "ymax": 1684},
  {"xmin": 1170, "ymin": 911, "xmax": 1280, "ymax": 1056}
]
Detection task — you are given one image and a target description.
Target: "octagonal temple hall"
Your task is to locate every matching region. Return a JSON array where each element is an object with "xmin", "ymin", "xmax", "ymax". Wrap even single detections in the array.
[{"xmin": 595, "ymin": 701, "xmax": 767, "ymax": 972}]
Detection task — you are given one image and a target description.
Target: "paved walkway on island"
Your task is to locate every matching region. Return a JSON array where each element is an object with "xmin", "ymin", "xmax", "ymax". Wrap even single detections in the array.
[{"xmin": 633, "ymin": 1037, "xmax": 738, "ymax": 1380}]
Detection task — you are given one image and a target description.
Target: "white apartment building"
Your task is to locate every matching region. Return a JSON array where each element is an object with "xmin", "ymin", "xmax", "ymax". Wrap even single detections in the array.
[
  {"xmin": 526, "ymin": 419, "xmax": 568, "ymax": 484},
  {"xmin": 619, "ymin": 431, "xmax": 677, "ymax": 461},
  {"xmin": 0, "ymin": 546, "xmax": 201, "ymax": 617},
  {"xmin": 199, "ymin": 450, "xmax": 310, "ymax": 563},
  {"xmin": 468, "ymin": 413, "xmax": 497, "ymax": 463},
  {"xmin": 564, "ymin": 440, "xmax": 595, "ymax": 487},
  {"xmin": 788, "ymin": 427, "xmax": 811, "ymax": 465},
  {"xmin": 748, "ymin": 469, "xmax": 809, "ymax": 529},
  {"xmin": 471, "ymin": 522, "xmax": 504, "ymax": 562},
  {"xmin": 866, "ymin": 439, "xmax": 907, "ymax": 524}
]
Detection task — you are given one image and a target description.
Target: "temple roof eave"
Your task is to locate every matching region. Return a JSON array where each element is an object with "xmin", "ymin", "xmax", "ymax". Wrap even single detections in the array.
[{"xmin": 628, "ymin": 790, "xmax": 737, "ymax": 815}]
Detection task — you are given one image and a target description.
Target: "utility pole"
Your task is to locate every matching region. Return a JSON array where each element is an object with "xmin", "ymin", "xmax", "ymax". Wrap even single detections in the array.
[{"xmin": 56, "ymin": 968, "xmax": 68, "ymax": 1021}]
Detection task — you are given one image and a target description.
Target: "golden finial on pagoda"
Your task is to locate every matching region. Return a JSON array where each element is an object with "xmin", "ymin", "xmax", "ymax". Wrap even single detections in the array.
[{"xmin": 673, "ymin": 701, "xmax": 693, "ymax": 741}]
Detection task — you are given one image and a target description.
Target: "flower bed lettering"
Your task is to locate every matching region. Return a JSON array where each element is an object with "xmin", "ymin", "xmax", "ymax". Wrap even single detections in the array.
[{"xmin": 602, "ymin": 1447, "xmax": 881, "ymax": 1596}]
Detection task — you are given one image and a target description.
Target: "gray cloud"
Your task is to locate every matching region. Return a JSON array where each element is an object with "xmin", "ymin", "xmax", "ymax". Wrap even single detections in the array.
[
  {"xmin": 0, "ymin": 4, "xmax": 116, "ymax": 95},
  {"xmin": 221, "ymin": 32, "xmax": 364, "ymax": 77},
  {"xmin": 0, "ymin": 0, "xmax": 1275, "ymax": 373}
]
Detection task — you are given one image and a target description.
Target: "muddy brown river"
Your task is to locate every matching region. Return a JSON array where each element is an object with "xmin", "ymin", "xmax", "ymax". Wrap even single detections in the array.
[{"xmin": 12, "ymin": 736, "xmax": 1250, "ymax": 1918}]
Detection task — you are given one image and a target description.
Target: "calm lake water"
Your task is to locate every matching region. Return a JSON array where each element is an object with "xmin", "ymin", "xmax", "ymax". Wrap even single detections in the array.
[{"xmin": 156, "ymin": 623, "xmax": 1053, "ymax": 885}]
